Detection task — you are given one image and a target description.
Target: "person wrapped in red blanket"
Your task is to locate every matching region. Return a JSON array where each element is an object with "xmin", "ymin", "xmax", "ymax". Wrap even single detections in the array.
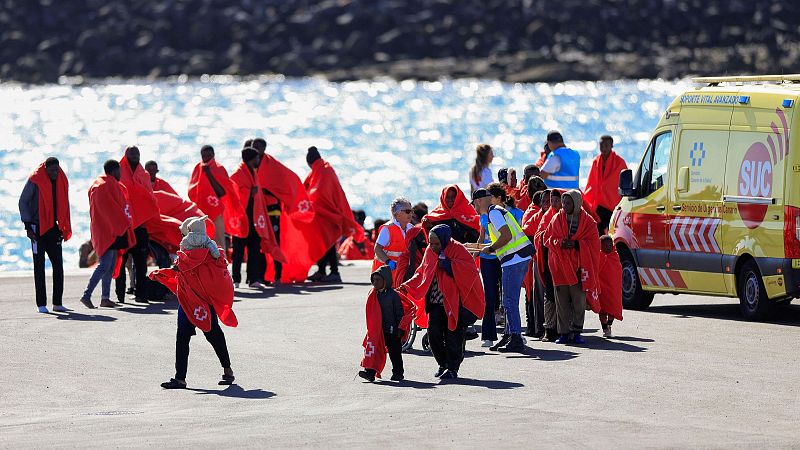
[
  {"xmin": 532, "ymin": 189, "xmax": 561, "ymax": 341},
  {"xmin": 150, "ymin": 216, "xmax": 238, "ymax": 389},
  {"xmin": 582, "ymin": 136, "xmax": 627, "ymax": 234},
  {"xmin": 399, "ymin": 224, "xmax": 484, "ymax": 379},
  {"xmin": 338, "ymin": 210, "xmax": 374, "ymax": 261},
  {"xmin": 423, "ymin": 185, "xmax": 480, "ymax": 244},
  {"xmin": 188, "ymin": 145, "xmax": 245, "ymax": 250},
  {"xmin": 80, "ymin": 160, "xmax": 135, "ymax": 309},
  {"xmin": 144, "ymin": 160, "xmax": 178, "ymax": 195},
  {"xmin": 543, "ymin": 189, "xmax": 601, "ymax": 345},
  {"xmin": 598, "ymin": 235, "xmax": 623, "ymax": 337},
  {"xmin": 358, "ymin": 265, "xmax": 416, "ymax": 382},
  {"xmin": 303, "ymin": 147, "xmax": 365, "ymax": 283},
  {"xmin": 519, "ymin": 176, "xmax": 548, "ymax": 338}
]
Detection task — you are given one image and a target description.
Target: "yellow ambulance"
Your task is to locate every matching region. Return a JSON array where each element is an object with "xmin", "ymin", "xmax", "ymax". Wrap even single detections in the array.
[{"xmin": 610, "ymin": 74, "xmax": 800, "ymax": 320}]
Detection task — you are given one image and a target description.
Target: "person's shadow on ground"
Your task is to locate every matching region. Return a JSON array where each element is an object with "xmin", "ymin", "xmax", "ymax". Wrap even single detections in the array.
[
  {"xmin": 52, "ymin": 311, "xmax": 117, "ymax": 322},
  {"xmin": 370, "ymin": 378, "xmax": 523, "ymax": 390},
  {"xmin": 187, "ymin": 384, "xmax": 276, "ymax": 399}
]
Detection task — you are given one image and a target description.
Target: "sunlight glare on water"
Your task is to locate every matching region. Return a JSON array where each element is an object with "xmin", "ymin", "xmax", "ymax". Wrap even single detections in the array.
[{"xmin": 0, "ymin": 77, "xmax": 688, "ymax": 271}]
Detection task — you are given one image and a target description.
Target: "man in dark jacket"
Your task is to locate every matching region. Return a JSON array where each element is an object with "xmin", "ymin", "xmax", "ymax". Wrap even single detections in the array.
[{"xmin": 359, "ymin": 265, "xmax": 405, "ymax": 381}]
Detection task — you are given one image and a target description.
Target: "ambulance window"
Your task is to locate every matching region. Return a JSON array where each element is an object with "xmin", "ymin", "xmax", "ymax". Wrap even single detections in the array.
[
  {"xmin": 649, "ymin": 132, "xmax": 672, "ymax": 193},
  {"xmin": 634, "ymin": 142, "xmax": 654, "ymax": 197}
]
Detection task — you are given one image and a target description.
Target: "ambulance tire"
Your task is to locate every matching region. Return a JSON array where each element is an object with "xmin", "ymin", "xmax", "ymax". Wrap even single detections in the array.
[
  {"xmin": 619, "ymin": 249, "xmax": 654, "ymax": 310},
  {"xmin": 737, "ymin": 260, "xmax": 774, "ymax": 321}
]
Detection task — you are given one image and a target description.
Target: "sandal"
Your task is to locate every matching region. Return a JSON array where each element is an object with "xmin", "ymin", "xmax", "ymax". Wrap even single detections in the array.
[
  {"xmin": 160, "ymin": 378, "xmax": 186, "ymax": 389},
  {"xmin": 218, "ymin": 374, "xmax": 235, "ymax": 386}
]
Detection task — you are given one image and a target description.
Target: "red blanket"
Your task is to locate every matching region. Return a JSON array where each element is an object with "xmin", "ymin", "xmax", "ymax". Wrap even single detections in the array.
[
  {"xmin": 360, "ymin": 289, "xmax": 416, "ymax": 378},
  {"xmin": 188, "ymin": 159, "xmax": 244, "ymax": 232},
  {"xmin": 338, "ymin": 235, "xmax": 375, "ymax": 260},
  {"xmin": 146, "ymin": 214, "xmax": 183, "ymax": 253},
  {"xmin": 153, "ymin": 190, "xmax": 216, "ymax": 237},
  {"xmin": 400, "ymin": 241, "xmax": 485, "ymax": 331},
  {"xmin": 88, "ymin": 175, "xmax": 134, "ymax": 256},
  {"xmin": 532, "ymin": 208, "xmax": 556, "ymax": 279},
  {"xmin": 425, "ymin": 185, "xmax": 480, "ymax": 232},
  {"xmin": 120, "ymin": 156, "xmax": 159, "ymax": 229},
  {"xmin": 543, "ymin": 209, "xmax": 601, "ymax": 312},
  {"xmin": 520, "ymin": 203, "xmax": 541, "ymax": 236},
  {"xmin": 257, "ymin": 154, "xmax": 315, "ymax": 223},
  {"xmin": 229, "ymin": 162, "xmax": 285, "ymax": 263},
  {"xmin": 153, "ymin": 177, "xmax": 178, "ymax": 195},
  {"xmin": 512, "ymin": 183, "xmax": 531, "ymax": 211},
  {"xmin": 149, "ymin": 249, "xmax": 238, "ymax": 333},
  {"xmin": 598, "ymin": 249, "xmax": 624, "ymax": 321},
  {"xmin": 582, "ymin": 151, "xmax": 627, "ymax": 214},
  {"xmin": 29, "ymin": 163, "xmax": 72, "ymax": 240}
]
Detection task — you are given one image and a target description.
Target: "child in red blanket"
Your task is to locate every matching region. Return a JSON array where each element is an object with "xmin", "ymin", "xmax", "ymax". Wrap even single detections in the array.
[
  {"xmin": 359, "ymin": 265, "xmax": 415, "ymax": 382},
  {"xmin": 598, "ymin": 235, "xmax": 623, "ymax": 337}
]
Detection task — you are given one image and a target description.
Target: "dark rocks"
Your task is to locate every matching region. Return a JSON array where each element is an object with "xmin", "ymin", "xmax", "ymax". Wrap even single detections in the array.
[{"xmin": 0, "ymin": 0, "xmax": 797, "ymax": 84}]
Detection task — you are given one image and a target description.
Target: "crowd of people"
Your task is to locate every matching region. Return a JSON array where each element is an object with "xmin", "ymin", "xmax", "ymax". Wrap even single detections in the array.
[
  {"xmin": 17, "ymin": 129, "xmax": 629, "ymax": 386},
  {"xmin": 359, "ymin": 130, "xmax": 628, "ymax": 381}
]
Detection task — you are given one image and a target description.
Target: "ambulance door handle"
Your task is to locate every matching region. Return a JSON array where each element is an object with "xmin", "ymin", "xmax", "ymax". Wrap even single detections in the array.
[
  {"xmin": 656, "ymin": 205, "xmax": 666, "ymax": 212},
  {"xmin": 672, "ymin": 205, "xmax": 682, "ymax": 211}
]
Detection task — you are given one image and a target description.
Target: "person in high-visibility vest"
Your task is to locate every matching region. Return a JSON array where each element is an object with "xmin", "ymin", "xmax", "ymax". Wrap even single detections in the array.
[
  {"xmin": 472, "ymin": 183, "xmax": 535, "ymax": 353},
  {"xmin": 373, "ymin": 197, "xmax": 415, "ymax": 273},
  {"xmin": 540, "ymin": 130, "xmax": 580, "ymax": 190}
]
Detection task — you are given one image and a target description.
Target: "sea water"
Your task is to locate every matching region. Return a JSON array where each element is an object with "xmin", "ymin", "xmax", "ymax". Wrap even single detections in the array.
[{"xmin": 0, "ymin": 76, "xmax": 688, "ymax": 271}]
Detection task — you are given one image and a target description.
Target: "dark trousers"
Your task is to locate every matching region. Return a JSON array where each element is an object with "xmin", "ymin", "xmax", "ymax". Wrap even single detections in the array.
[
  {"xmin": 231, "ymin": 222, "xmax": 266, "ymax": 284},
  {"xmin": 269, "ymin": 215, "xmax": 282, "ymax": 280},
  {"xmin": 597, "ymin": 206, "xmax": 613, "ymax": 235},
  {"xmin": 384, "ymin": 331, "xmax": 404, "ymax": 376},
  {"xmin": 31, "ymin": 227, "xmax": 63, "ymax": 307},
  {"xmin": 531, "ymin": 269, "xmax": 546, "ymax": 336},
  {"xmin": 479, "ymin": 257, "xmax": 501, "ymax": 341},
  {"xmin": 428, "ymin": 303, "xmax": 467, "ymax": 373},
  {"xmin": 115, "ymin": 226, "xmax": 150, "ymax": 301},
  {"xmin": 175, "ymin": 304, "xmax": 231, "ymax": 381},
  {"xmin": 317, "ymin": 245, "xmax": 339, "ymax": 274}
]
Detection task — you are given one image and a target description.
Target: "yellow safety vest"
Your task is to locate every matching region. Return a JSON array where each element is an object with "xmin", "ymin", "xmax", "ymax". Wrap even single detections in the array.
[{"xmin": 487, "ymin": 206, "xmax": 534, "ymax": 263}]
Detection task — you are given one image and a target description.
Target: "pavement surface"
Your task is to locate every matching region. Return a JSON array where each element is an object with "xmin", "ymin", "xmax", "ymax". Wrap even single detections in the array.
[{"xmin": 1, "ymin": 261, "xmax": 799, "ymax": 449}]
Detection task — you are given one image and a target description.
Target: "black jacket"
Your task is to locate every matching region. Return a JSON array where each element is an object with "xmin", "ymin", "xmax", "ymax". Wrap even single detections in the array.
[{"xmin": 373, "ymin": 265, "xmax": 404, "ymax": 335}]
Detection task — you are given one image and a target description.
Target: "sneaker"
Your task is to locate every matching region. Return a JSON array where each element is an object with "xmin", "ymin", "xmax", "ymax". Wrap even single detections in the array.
[
  {"xmin": 489, "ymin": 334, "xmax": 511, "ymax": 351},
  {"xmin": 440, "ymin": 370, "xmax": 458, "ymax": 379},
  {"xmin": 498, "ymin": 334, "xmax": 526, "ymax": 353},
  {"xmin": 465, "ymin": 329, "xmax": 479, "ymax": 340},
  {"xmin": 603, "ymin": 326, "xmax": 613, "ymax": 338},
  {"xmin": 481, "ymin": 339, "xmax": 494, "ymax": 348},
  {"xmin": 390, "ymin": 374, "xmax": 404, "ymax": 382},
  {"xmin": 37, "ymin": 306, "xmax": 49, "ymax": 313},
  {"xmin": 320, "ymin": 273, "xmax": 342, "ymax": 283},
  {"xmin": 554, "ymin": 334, "xmax": 572, "ymax": 345},
  {"xmin": 357, "ymin": 370, "xmax": 375, "ymax": 382},
  {"xmin": 234, "ymin": 283, "xmax": 240, "ymax": 289},
  {"xmin": 99, "ymin": 299, "xmax": 118, "ymax": 308},
  {"xmin": 80, "ymin": 298, "xmax": 96, "ymax": 309},
  {"xmin": 249, "ymin": 281, "xmax": 269, "ymax": 290},
  {"xmin": 434, "ymin": 367, "xmax": 447, "ymax": 378},
  {"xmin": 307, "ymin": 270, "xmax": 325, "ymax": 282},
  {"xmin": 573, "ymin": 334, "xmax": 586, "ymax": 345},
  {"xmin": 52, "ymin": 305, "xmax": 69, "ymax": 312}
]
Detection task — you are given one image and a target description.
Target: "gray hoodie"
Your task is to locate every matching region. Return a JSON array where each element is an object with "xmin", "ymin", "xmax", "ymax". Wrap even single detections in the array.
[{"xmin": 373, "ymin": 265, "xmax": 404, "ymax": 335}]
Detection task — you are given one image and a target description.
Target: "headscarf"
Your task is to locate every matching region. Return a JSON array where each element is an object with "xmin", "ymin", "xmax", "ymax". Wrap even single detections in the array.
[
  {"xmin": 430, "ymin": 224, "xmax": 453, "ymax": 276},
  {"xmin": 564, "ymin": 189, "xmax": 583, "ymax": 220}
]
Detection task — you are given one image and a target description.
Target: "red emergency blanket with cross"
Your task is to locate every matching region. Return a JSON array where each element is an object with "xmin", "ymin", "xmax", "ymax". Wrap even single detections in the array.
[
  {"xmin": 360, "ymin": 289, "xmax": 416, "ymax": 378},
  {"xmin": 149, "ymin": 249, "xmax": 238, "ymax": 333}
]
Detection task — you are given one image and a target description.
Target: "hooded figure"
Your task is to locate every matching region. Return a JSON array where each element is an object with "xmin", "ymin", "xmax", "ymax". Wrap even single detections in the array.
[
  {"xmin": 359, "ymin": 265, "xmax": 416, "ymax": 381},
  {"xmin": 543, "ymin": 189, "xmax": 601, "ymax": 344},
  {"xmin": 180, "ymin": 215, "xmax": 220, "ymax": 259}
]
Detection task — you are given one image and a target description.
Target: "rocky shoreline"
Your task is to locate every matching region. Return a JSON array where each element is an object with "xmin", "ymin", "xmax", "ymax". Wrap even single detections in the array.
[{"xmin": 1, "ymin": 0, "xmax": 796, "ymax": 83}]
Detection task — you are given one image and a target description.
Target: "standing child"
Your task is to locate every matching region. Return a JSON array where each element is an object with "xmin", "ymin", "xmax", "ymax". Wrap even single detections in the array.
[
  {"xmin": 598, "ymin": 235, "xmax": 623, "ymax": 337},
  {"xmin": 359, "ymin": 265, "xmax": 415, "ymax": 382}
]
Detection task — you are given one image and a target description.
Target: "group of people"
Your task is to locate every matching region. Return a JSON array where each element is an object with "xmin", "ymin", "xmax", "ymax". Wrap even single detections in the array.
[{"xmin": 359, "ymin": 130, "xmax": 628, "ymax": 382}]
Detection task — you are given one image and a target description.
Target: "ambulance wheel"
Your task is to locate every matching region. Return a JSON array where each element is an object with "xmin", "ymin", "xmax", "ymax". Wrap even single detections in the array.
[
  {"xmin": 401, "ymin": 323, "xmax": 417, "ymax": 352},
  {"xmin": 421, "ymin": 333, "xmax": 431, "ymax": 353},
  {"xmin": 619, "ymin": 249, "xmax": 654, "ymax": 310},
  {"xmin": 737, "ymin": 260, "xmax": 773, "ymax": 321}
]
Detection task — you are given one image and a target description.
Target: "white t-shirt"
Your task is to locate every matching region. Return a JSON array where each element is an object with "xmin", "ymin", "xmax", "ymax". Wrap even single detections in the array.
[
  {"xmin": 488, "ymin": 208, "xmax": 531, "ymax": 268},
  {"xmin": 540, "ymin": 153, "xmax": 561, "ymax": 174},
  {"xmin": 469, "ymin": 166, "xmax": 493, "ymax": 192},
  {"xmin": 376, "ymin": 219, "xmax": 413, "ymax": 247}
]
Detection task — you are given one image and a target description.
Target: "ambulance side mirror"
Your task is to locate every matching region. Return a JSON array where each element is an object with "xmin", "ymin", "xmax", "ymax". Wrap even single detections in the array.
[
  {"xmin": 677, "ymin": 166, "xmax": 690, "ymax": 193},
  {"xmin": 619, "ymin": 169, "xmax": 635, "ymax": 197}
]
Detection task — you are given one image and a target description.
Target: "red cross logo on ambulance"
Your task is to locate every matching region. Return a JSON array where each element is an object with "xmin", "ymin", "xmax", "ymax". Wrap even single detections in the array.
[{"xmin": 736, "ymin": 108, "xmax": 790, "ymax": 229}]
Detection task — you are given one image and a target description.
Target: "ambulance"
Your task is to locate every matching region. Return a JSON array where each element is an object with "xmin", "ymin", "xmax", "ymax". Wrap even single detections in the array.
[{"xmin": 610, "ymin": 74, "xmax": 800, "ymax": 320}]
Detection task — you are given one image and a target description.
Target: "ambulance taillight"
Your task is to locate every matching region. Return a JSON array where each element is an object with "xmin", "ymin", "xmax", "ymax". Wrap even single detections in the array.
[{"xmin": 784, "ymin": 206, "xmax": 800, "ymax": 258}]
